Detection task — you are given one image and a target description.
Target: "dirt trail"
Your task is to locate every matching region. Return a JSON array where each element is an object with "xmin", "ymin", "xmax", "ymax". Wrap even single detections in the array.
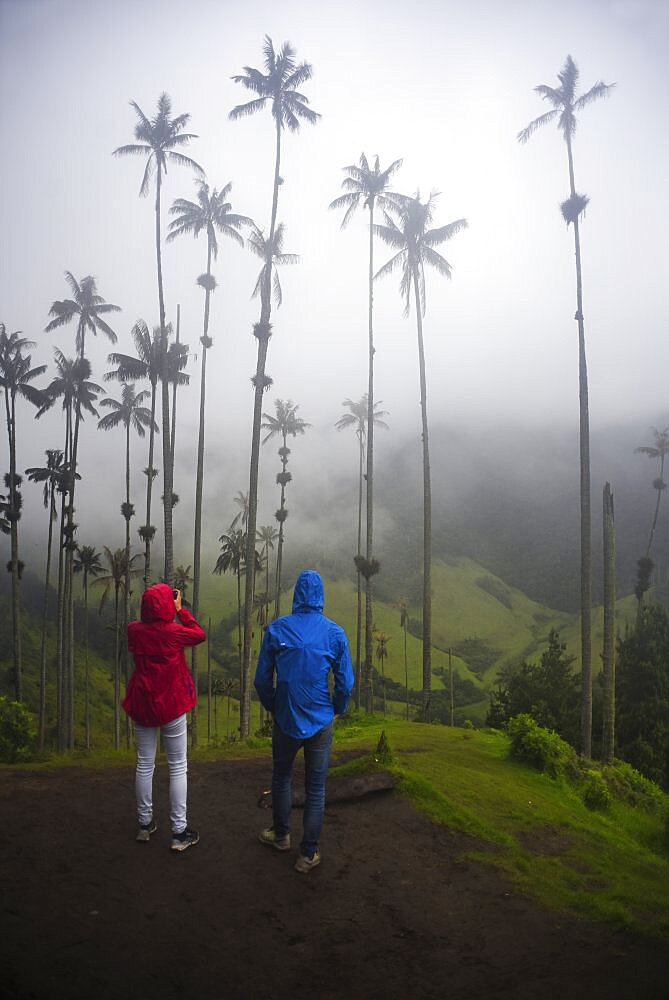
[{"xmin": 1, "ymin": 756, "xmax": 668, "ymax": 1000}]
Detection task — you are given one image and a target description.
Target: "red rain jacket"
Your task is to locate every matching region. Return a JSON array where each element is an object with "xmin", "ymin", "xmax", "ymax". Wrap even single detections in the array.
[{"xmin": 122, "ymin": 583, "xmax": 206, "ymax": 727}]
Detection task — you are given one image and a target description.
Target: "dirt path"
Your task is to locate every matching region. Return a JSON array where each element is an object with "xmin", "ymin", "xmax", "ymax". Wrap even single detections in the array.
[{"xmin": 1, "ymin": 756, "xmax": 667, "ymax": 1000}]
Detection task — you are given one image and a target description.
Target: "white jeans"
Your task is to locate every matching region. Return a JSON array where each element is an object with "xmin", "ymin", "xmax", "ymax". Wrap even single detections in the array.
[{"xmin": 134, "ymin": 714, "xmax": 188, "ymax": 834}]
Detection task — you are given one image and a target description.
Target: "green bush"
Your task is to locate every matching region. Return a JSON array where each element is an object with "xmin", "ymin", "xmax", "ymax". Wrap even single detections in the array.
[
  {"xmin": 582, "ymin": 770, "xmax": 612, "ymax": 811},
  {"xmin": 603, "ymin": 760, "xmax": 664, "ymax": 812},
  {"xmin": 506, "ymin": 713, "xmax": 577, "ymax": 778},
  {"xmin": 0, "ymin": 696, "xmax": 36, "ymax": 763}
]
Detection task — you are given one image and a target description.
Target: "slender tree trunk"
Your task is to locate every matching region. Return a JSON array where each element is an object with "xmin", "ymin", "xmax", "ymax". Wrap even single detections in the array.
[
  {"xmin": 566, "ymin": 136, "xmax": 592, "ymax": 758},
  {"xmin": 7, "ymin": 391, "xmax": 22, "ymax": 701},
  {"xmin": 124, "ymin": 420, "xmax": 132, "ymax": 749},
  {"xmin": 645, "ymin": 452, "xmax": 665, "ymax": 560},
  {"xmin": 363, "ymin": 203, "xmax": 375, "ymax": 713},
  {"xmin": 237, "ymin": 568, "xmax": 243, "ymax": 699},
  {"xmin": 404, "ymin": 618, "xmax": 409, "ymax": 721},
  {"xmin": 38, "ymin": 489, "xmax": 55, "ymax": 750},
  {"xmin": 207, "ymin": 617, "xmax": 211, "ymax": 742},
  {"xmin": 241, "ymin": 121, "xmax": 282, "ymax": 738},
  {"xmin": 192, "ymin": 247, "xmax": 213, "ymax": 749},
  {"xmin": 413, "ymin": 270, "xmax": 432, "ymax": 722},
  {"xmin": 113, "ymin": 585, "xmax": 120, "ymax": 750},
  {"xmin": 274, "ymin": 436, "xmax": 288, "ymax": 619},
  {"xmin": 156, "ymin": 168, "xmax": 174, "ymax": 586},
  {"xmin": 84, "ymin": 573, "xmax": 90, "ymax": 752},
  {"xmin": 55, "ymin": 487, "xmax": 66, "ymax": 751},
  {"xmin": 171, "ymin": 304, "xmax": 180, "ymax": 471},
  {"xmin": 602, "ymin": 482, "xmax": 615, "ymax": 765},
  {"xmin": 144, "ymin": 382, "xmax": 157, "ymax": 587},
  {"xmin": 355, "ymin": 431, "xmax": 364, "ymax": 708}
]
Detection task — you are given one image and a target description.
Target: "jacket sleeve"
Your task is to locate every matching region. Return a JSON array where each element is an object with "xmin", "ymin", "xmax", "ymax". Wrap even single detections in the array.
[
  {"xmin": 332, "ymin": 628, "xmax": 354, "ymax": 716},
  {"xmin": 254, "ymin": 628, "xmax": 276, "ymax": 713},
  {"xmin": 171, "ymin": 608, "xmax": 207, "ymax": 647}
]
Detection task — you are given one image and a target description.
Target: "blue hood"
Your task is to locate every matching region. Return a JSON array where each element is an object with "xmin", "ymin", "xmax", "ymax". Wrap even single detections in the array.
[{"xmin": 292, "ymin": 570, "xmax": 324, "ymax": 613}]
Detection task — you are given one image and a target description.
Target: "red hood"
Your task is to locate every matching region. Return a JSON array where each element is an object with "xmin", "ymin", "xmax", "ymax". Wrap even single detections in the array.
[{"xmin": 140, "ymin": 583, "xmax": 175, "ymax": 623}]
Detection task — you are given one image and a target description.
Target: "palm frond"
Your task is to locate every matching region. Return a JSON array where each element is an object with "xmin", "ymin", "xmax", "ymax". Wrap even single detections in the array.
[
  {"xmin": 517, "ymin": 108, "xmax": 559, "ymax": 143},
  {"xmin": 423, "ymin": 218, "xmax": 468, "ymax": 246},
  {"xmin": 229, "ymin": 97, "xmax": 268, "ymax": 120},
  {"xmin": 574, "ymin": 81, "xmax": 615, "ymax": 110}
]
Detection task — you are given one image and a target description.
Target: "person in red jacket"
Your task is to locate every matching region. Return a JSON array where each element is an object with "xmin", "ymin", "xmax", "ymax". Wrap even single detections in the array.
[{"xmin": 123, "ymin": 583, "xmax": 205, "ymax": 852}]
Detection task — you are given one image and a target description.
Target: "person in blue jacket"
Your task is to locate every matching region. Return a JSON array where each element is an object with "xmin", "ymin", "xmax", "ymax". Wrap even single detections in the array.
[{"xmin": 254, "ymin": 569, "xmax": 354, "ymax": 873}]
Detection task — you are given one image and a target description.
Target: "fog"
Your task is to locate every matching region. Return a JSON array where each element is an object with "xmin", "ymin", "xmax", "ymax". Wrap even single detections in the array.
[{"xmin": 1, "ymin": 0, "xmax": 668, "ymax": 597}]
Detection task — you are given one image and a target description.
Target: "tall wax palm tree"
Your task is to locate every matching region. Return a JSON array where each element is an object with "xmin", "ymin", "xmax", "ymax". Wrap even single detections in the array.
[
  {"xmin": 106, "ymin": 320, "xmax": 188, "ymax": 586},
  {"xmin": 256, "ymin": 524, "xmax": 279, "ymax": 632},
  {"xmin": 335, "ymin": 394, "xmax": 389, "ymax": 707},
  {"xmin": 230, "ymin": 490, "xmax": 250, "ymax": 532},
  {"xmin": 518, "ymin": 55, "xmax": 614, "ymax": 758},
  {"xmin": 374, "ymin": 631, "xmax": 391, "ymax": 715},
  {"xmin": 113, "ymin": 92, "xmax": 203, "ymax": 586},
  {"xmin": 167, "ymin": 180, "xmax": 251, "ymax": 743},
  {"xmin": 73, "ymin": 544, "xmax": 103, "ymax": 751},
  {"xmin": 230, "ymin": 36, "xmax": 320, "ymax": 737},
  {"xmin": 375, "ymin": 192, "xmax": 467, "ymax": 721},
  {"xmin": 261, "ymin": 399, "xmax": 311, "ymax": 617},
  {"xmin": 330, "ymin": 155, "xmax": 402, "ymax": 709},
  {"xmin": 636, "ymin": 427, "xmax": 669, "ymax": 556},
  {"xmin": 213, "ymin": 527, "xmax": 247, "ymax": 694},
  {"xmin": 97, "ymin": 383, "xmax": 156, "ymax": 714},
  {"xmin": 37, "ymin": 350, "xmax": 101, "ymax": 747},
  {"xmin": 92, "ymin": 547, "xmax": 141, "ymax": 749},
  {"xmin": 25, "ymin": 449, "xmax": 67, "ymax": 747},
  {"xmin": 0, "ymin": 326, "xmax": 47, "ymax": 701}
]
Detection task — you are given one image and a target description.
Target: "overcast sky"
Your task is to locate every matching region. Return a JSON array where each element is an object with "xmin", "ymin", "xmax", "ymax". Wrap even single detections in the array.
[{"xmin": 1, "ymin": 0, "xmax": 668, "ymax": 559}]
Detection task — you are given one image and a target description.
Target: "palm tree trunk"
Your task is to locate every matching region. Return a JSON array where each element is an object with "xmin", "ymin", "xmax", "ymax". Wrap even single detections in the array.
[
  {"xmin": 84, "ymin": 572, "xmax": 90, "ymax": 752},
  {"xmin": 144, "ymin": 382, "xmax": 157, "ymax": 587},
  {"xmin": 156, "ymin": 168, "xmax": 174, "ymax": 586},
  {"xmin": 67, "ymin": 392, "xmax": 85, "ymax": 749},
  {"xmin": 241, "ymin": 120, "xmax": 282, "ymax": 738},
  {"xmin": 114, "ymin": 584, "xmax": 120, "ymax": 750},
  {"xmin": 236, "ymin": 567, "xmax": 243, "ymax": 702},
  {"xmin": 171, "ymin": 304, "xmax": 180, "ymax": 470},
  {"xmin": 192, "ymin": 245, "xmax": 213, "ymax": 749},
  {"xmin": 55, "ymin": 487, "xmax": 66, "ymax": 751},
  {"xmin": 7, "ymin": 390, "xmax": 22, "ymax": 701},
  {"xmin": 363, "ymin": 203, "xmax": 375, "ymax": 713},
  {"xmin": 274, "ymin": 437, "xmax": 288, "ymax": 619},
  {"xmin": 645, "ymin": 452, "xmax": 665, "ymax": 559},
  {"xmin": 413, "ymin": 270, "xmax": 432, "ymax": 722},
  {"xmin": 355, "ymin": 431, "xmax": 364, "ymax": 708},
  {"xmin": 566, "ymin": 135, "xmax": 592, "ymax": 758},
  {"xmin": 38, "ymin": 489, "xmax": 55, "ymax": 750},
  {"xmin": 124, "ymin": 420, "xmax": 132, "ymax": 749},
  {"xmin": 602, "ymin": 482, "xmax": 615, "ymax": 765}
]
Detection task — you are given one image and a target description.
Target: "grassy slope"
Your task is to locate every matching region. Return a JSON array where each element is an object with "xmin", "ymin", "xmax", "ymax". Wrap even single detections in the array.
[{"xmin": 331, "ymin": 717, "xmax": 669, "ymax": 938}]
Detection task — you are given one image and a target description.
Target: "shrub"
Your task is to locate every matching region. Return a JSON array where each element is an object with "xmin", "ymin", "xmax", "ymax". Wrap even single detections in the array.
[
  {"xmin": 0, "ymin": 696, "xmax": 35, "ymax": 763},
  {"xmin": 582, "ymin": 770, "xmax": 612, "ymax": 811},
  {"xmin": 375, "ymin": 730, "xmax": 394, "ymax": 764},
  {"xmin": 603, "ymin": 760, "xmax": 664, "ymax": 813},
  {"xmin": 506, "ymin": 713, "xmax": 577, "ymax": 778}
]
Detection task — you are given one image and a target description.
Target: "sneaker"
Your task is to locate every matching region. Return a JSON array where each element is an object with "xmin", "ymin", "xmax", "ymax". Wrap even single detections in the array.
[
  {"xmin": 294, "ymin": 851, "xmax": 321, "ymax": 873},
  {"xmin": 170, "ymin": 827, "xmax": 200, "ymax": 852},
  {"xmin": 136, "ymin": 818, "xmax": 157, "ymax": 842},
  {"xmin": 258, "ymin": 828, "xmax": 291, "ymax": 852}
]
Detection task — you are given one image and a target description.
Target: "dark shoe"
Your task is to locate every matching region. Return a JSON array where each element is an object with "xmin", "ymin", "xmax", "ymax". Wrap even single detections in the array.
[
  {"xmin": 258, "ymin": 827, "xmax": 291, "ymax": 851},
  {"xmin": 136, "ymin": 818, "xmax": 157, "ymax": 842},
  {"xmin": 171, "ymin": 827, "xmax": 200, "ymax": 852},
  {"xmin": 294, "ymin": 851, "xmax": 321, "ymax": 873}
]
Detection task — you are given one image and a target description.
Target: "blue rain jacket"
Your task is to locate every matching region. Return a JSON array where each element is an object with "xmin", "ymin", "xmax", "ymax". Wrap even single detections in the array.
[{"xmin": 254, "ymin": 570, "xmax": 354, "ymax": 740}]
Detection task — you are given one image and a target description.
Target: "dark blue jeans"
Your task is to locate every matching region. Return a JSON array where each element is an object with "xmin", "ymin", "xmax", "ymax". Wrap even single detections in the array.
[{"xmin": 272, "ymin": 720, "xmax": 333, "ymax": 858}]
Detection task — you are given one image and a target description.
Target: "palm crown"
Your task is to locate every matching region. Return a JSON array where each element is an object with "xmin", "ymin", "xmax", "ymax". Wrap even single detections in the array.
[
  {"xmin": 335, "ymin": 395, "xmax": 389, "ymax": 439},
  {"xmin": 97, "ymin": 383, "xmax": 155, "ymax": 438},
  {"xmin": 113, "ymin": 92, "xmax": 204, "ymax": 197},
  {"xmin": 0, "ymin": 329, "xmax": 46, "ymax": 408},
  {"xmin": 517, "ymin": 55, "xmax": 614, "ymax": 146},
  {"xmin": 229, "ymin": 36, "xmax": 320, "ymax": 131},
  {"xmin": 45, "ymin": 273, "xmax": 120, "ymax": 357},
  {"xmin": 375, "ymin": 193, "xmax": 468, "ymax": 316},
  {"xmin": 167, "ymin": 180, "xmax": 252, "ymax": 257},
  {"xmin": 248, "ymin": 223, "xmax": 298, "ymax": 308},
  {"xmin": 37, "ymin": 350, "xmax": 101, "ymax": 421},
  {"xmin": 261, "ymin": 399, "xmax": 311, "ymax": 445},
  {"xmin": 106, "ymin": 320, "xmax": 188, "ymax": 389},
  {"xmin": 329, "ymin": 154, "xmax": 403, "ymax": 228}
]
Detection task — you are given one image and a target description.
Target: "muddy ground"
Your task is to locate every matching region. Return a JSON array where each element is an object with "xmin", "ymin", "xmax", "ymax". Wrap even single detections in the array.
[{"xmin": 1, "ymin": 754, "xmax": 668, "ymax": 1000}]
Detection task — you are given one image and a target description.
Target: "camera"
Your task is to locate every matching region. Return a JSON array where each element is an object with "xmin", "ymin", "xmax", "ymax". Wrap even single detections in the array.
[{"xmin": 172, "ymin": 589, "xmax": 179, "ymax": 600}]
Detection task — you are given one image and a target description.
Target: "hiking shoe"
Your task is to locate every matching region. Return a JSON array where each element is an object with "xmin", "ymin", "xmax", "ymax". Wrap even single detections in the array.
[
  {"xmin": 258, "ymin": 828, "xmax": 291, "ymax": 852},
  {"xmin": 170, "ymin": 828, "xmax": 200, "ymax": 852},
  {"xmin": 294, "ymin": 851, "xmax": 321, "ymax": 873},
  {"xmin": 136, "ymin": 818, "xmax": 157, "ymax": 842}
]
